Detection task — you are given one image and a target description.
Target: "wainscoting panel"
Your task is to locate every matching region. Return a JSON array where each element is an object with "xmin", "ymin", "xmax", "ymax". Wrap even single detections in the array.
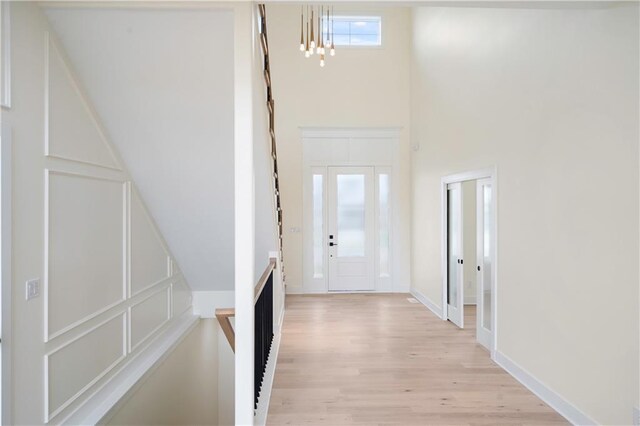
[
  {"xmin": 13, "ymin": 16, "xmax": 197, "ymax": 425},
  {"xmin": 130, "ymin": 189, "xmax": 171, "ymax": 296},
  {"xmin": 46, "ymin": 313, "xmax": 126, "ymax": 421},
  {"xmin": 130, "ymin": 286, "xmax": 171, "ymax": 352},
  {"xmin": 172, "ymin": 278, "xmax": 192, "ymax": 317},
  {"xmin": 46, "ymin": 170, "xmax": 126, "ymax": 340},
  {"xmin": 45, "ymin": 34, "xmax": 119, "ymax": 170}
]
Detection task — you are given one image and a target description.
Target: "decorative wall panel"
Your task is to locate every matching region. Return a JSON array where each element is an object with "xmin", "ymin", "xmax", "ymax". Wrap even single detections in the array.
[
  {"xmin": 130, "ymin": 189, "xmax": 170, "ymax": 295},
  {"xmin": 46, "ymin": 171, "xmax": 126, "ymax": 340},
  {"xmin": 46, "ymin": 35, "xmax": 119, "ymax": 169},
  {"xmin": 130, "ymin": 286, "xmax": 170, "ymax": 351},
  {"xmin": 46, "ymin": 313, "xmax": 126, "ymax": 421}
]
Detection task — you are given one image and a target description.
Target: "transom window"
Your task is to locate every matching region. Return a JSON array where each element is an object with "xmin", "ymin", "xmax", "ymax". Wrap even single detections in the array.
[{"xmin": 323, "ymin": 16, "xmax": 382, "ymax": 47}]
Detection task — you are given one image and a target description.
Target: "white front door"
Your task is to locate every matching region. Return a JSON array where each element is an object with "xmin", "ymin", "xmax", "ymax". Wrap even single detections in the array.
[
  {"xmin": 476, "ymin": 178, "xmax": 493, "ymax": 349},
  {"xmin": 447, "ymin": 182, "xmax": 464, "ymax": 327},
  {"xmin": 327, "ymin": 167, "xmax": 375, "ymax": 291}
]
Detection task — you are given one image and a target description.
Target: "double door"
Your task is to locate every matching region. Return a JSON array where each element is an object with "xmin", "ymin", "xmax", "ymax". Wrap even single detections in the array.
[{"xmin": 446, "ymin": 179, "xmax": 493, "ymax": 350}]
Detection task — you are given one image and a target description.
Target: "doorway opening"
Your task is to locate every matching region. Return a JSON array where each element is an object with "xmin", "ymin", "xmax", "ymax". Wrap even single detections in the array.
[{"xmin": 442, "ymin": 169, "xmax": 497, "ymax": 352}]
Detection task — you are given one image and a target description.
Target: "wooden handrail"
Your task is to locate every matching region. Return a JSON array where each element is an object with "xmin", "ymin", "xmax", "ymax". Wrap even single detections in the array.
[
  {"xmin": 255, "ymin": 257, "xmax": 277, "ymax": 304},
  {"xmin": 215, "ymin": 257, "xmax": 278, "ymax": 351},
  {"xmin": 215, "ymin": 308, "xmax": 235, "ymax": 353}
]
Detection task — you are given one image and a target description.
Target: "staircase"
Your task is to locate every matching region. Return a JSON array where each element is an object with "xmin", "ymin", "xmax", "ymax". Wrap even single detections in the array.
[{"xmin": 258, "ymin": 4, "xmax": 285, "ymax": 287}]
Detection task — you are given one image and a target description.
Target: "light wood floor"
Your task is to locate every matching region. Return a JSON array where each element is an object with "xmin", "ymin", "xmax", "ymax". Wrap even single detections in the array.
[{"xmin": 267, "ymin": 294, "xmax": 567, "ymax": 426}]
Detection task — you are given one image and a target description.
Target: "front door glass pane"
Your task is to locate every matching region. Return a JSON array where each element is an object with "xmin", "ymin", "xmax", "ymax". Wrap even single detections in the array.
[
  {"xmin": 447, "ymin": 188, "xmax": 460, "ymax": 308},
  {"xmin": 337, "ymin": 174, "xmax": 366, "ymax": 257}
]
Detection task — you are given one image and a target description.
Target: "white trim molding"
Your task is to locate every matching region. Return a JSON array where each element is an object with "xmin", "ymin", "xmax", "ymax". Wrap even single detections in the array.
[
  {"xmin": 410, "ymin": 288, "xmax": 443, "ymax": 319},
  {"xmin": 192, "ymin": 290, "xmax": 235, "ymax": 319},
  {"xmin": 300, "ymin": 126, "xmax": 401, "ymax": 139},
  {"xmin": 494, "ymin": 351, "xmax": 597, "ymax": 426}
]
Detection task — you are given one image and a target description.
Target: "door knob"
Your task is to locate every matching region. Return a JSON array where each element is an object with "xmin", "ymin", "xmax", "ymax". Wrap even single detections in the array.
[{"xmin": 329, "ymin": 242, "xmax": 338, "ymax": 247}]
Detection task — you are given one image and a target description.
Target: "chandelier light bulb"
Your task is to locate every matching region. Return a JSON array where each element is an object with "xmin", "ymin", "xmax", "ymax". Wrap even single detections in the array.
[{"xmin": 299, "ymin": 4, "xmax": 332, "ymax": 68}]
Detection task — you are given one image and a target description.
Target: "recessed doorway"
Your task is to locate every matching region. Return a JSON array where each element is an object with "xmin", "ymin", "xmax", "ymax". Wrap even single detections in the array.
[
  {"xmin": 301, "ymin": 128, "xmax": 402, "ymax": 294},
  {"xmin": 442, "ymin": 169, "xmax": 497, "ymax": 352}
]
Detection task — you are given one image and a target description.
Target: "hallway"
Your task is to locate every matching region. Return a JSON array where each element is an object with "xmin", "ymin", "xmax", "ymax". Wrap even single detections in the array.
[{"xmin": 267, "ymin": 294, "xmax": 566, "ymax": 425}]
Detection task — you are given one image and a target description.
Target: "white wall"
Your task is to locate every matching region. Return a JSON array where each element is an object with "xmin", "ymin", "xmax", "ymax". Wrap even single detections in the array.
[
  {"xmin": 217, "ymin": 323, "xmax": 235, "ymax": 426},
  {"xmin": 105, "ymin": 319, "xmax": 218, "ymax": 426},
  {"xmin": 44, "ymin": 6, "xmax": 236, "ymax": 292},
  {"xmin": 3, "ymin": 3, "xmax": 196, "ymax": 424},
  {"xmin": 267, "ymin": 5, "xmax": 412, "ymax": 293},
  {"xmin": 410, "ymin": 4, "xmax": 639, "ymax": 424},
  {"xmin": 233, "ymin": 3, "xmax": 256, "ymax": 424},
  {"xmin": 462, "ymin": 180, "xmax": 476, "ymax": 304}
]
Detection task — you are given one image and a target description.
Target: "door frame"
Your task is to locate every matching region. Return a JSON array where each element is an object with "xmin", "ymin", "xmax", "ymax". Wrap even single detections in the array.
[
  {"xmin": 301, "ymin": 127, "xmax": 402, "ymax": 294},
  {"xmin": 440, "ymin": 167, "xmax": 498, "ymax": 355}
]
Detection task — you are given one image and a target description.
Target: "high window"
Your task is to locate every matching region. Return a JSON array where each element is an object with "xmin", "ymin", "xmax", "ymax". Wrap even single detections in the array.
[{"xmin": 324, "ymin": 16, "xmax": 382, "ymax": 47}]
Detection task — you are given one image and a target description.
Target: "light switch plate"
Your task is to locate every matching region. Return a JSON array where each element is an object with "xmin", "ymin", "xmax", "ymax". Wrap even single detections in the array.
[{"xmin": 25, "ymin": 278, "xmax": 40, "ymax": 300}]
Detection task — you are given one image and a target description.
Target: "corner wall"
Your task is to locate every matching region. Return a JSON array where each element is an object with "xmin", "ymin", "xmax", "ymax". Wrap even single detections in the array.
[{"xmin": 410, "ymin": 4, "xmax": 639, "ymax": 424}]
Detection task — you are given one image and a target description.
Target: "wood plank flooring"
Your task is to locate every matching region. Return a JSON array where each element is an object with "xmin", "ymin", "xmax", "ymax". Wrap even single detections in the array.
[{"xmin": 267, "ymin": 294, "xmax": 567, "ymax": 425}]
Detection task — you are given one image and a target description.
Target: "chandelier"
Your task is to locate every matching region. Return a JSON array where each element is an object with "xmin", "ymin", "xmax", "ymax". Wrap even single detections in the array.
[{"xmin": 299, "ymin": 5, "xmax": 335, "ymax": 67}]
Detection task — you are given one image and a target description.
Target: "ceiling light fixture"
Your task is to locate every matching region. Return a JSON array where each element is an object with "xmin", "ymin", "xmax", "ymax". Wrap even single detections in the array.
[{"xmin": 299, "ymin": 4, "xmax": 335, "ymax": 67}]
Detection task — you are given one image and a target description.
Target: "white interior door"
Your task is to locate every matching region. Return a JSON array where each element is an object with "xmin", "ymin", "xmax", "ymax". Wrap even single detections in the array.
[
  {"xmin": 328, "ymin": 167, "xmax": 375, "ymax": 291},
  {"xmin": 447, "ymin": 182, "xmax": 464, "ymax": 327},
  {"xmin": 476, "ymin": 178, "xmax": 493, "ymax": 349}
]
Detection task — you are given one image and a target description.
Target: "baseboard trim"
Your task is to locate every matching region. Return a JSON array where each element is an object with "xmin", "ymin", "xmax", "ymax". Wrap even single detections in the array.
[
  {"xmin": 410, "ymin": 288, "xmax": 443, "ymax": 319},
  {"xmin": 254, "ymin": 305, "xmax": 285, "ymax": 426},
  {"xmin": 494, "ymin": 351, "xmax": 596, "ymax": 426}
]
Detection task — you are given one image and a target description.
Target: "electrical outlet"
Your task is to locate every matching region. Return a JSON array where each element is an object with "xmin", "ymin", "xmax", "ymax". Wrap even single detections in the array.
[{"xmin": 25, "ymin": 279, "xmax": 40, "ymax": 300}]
